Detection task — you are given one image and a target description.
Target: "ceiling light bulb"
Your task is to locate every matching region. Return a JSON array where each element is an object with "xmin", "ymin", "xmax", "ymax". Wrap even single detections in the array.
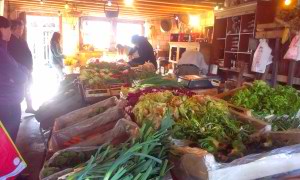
[
  {"xmin": 189, "ymin": 15, "xmax": 200, "ymax": 27},
  {"xmin": 65, "ymin": 2, "xmax": 69, "ymax": 9},
  {"xmin": 175, "ymin": 16, "xmax": 179, "ymax": 20},
  {"xmin": 40, "ymin": 0, "xmax": 44, "ymax": 4},
  {"xmin": 214, "ymin": 5, "xmax": 219, "ymax": 10},
  {"xmin": 107, "ymin": 1, "xmax": 112, "ymax": 6},
  {"xmin": 124, "ymin": 0, "xmax": 134, "ymax": 6},
  {"xmin": 284, "ymin": 0, "xmax": 292, "ymax": 5}
]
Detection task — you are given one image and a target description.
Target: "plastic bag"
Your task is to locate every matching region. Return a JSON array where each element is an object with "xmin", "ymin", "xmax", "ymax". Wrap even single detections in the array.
[
  {"xmin": 39, "ymin": 146, "xmax": 98, "ymax": 180},
  {"xmin": 54, "ymin": 96, "xmax": 118, "ymax": 131},
  {"xmin": 252, "ymin": 39, "xmax": 272, "ymax": 73},
  {"xmin": 172, "ymin": 140, "xmax": 300, "ymax": 180},
  {"xmin": 72, "ymin": 118, "xmax": 139, "ymax": 147},
  {"xmin": 49, "ymin": 105, "xmax": 125, "ymax": 152},
  {"xmin": 35, "ymin": 88, "xmax": 83, "ymax": 130},
  {"xmin": 284, "ymin": 34, "xmax": 300, "ymax": 61},
  {"xmin": 43, "ymin": 119, "xmax": 139, "ymax": 180}
]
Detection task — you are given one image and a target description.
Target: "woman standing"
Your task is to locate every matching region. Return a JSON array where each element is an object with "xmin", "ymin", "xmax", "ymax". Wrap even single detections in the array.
[
  {"xmin": 0, "ymin": 16, "xmax": 28, "ymax": 142},
  {"xmin": 50, "ymin": 32, "xmax": 64, "ymax": 80}
]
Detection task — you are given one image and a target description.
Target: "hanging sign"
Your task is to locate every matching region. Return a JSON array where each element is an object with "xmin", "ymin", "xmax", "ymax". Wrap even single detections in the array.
[{"xmin": 0, "ymin": 122, "xmax": 26, "ymax": 180}]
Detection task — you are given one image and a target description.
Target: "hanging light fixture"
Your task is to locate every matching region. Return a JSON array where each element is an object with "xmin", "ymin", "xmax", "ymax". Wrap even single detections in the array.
[
  {"xmin": 284, "ymin": 0, "xmax": 292, "ymax": 5},
  {"xmin": 124, "ymin": 0, "xmax": 134, "ymax": 6},
  {"xmin": 65, "ymin": 2, "xmax": 70, "ymax": 9},
  {"xmin": 214, "ymin": 3, "xmax": 224, "ymax": 11}
]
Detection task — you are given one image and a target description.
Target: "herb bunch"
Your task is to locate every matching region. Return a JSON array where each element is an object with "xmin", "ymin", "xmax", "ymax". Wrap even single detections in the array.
[{"xmin": 67, "ymin": 115, "xmax": 173, "ymax": 180}]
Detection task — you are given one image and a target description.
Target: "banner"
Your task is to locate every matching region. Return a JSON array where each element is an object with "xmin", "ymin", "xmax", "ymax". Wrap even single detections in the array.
[{"xmin": 0, "ymin": 122, "xmax": 26, "ymax": 180}]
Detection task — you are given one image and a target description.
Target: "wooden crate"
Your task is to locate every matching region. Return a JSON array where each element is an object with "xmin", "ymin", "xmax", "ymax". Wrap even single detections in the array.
[
  {"xmin": 79, "ymin": 83, "xmax": 127, "ymax": 103},
  {"xmin": 171, "ymin": 130, "xmax": 300, "ymax": 180},
  {"xmin": 214, "ymin": 83, "xmax": 253, "ymax": 116},
  {"xmin": 191, "ymin": 88, "xmax": 218, "ymax": 96}
]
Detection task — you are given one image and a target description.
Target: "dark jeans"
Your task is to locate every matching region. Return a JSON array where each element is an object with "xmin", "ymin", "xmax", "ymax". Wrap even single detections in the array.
[{"xmin": 0, "ymin": 103, "xmax": 21, "ymax": 142}]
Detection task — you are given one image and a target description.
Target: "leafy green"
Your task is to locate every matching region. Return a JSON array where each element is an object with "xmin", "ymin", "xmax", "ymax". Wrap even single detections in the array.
[
  {"xmin": 230, "ymin": 80, "xmax": 300, "ymax": 131},
  {"xmin": 67, "ymin": 115, "xmax": 174, "ymax": 180},
  {"xmin": 231, "ymin": 80, "xmax": 300, "ymax": 117},
  {"xmin": 132, "ymin": 91, "xmax": 254, "ymax": 161}
]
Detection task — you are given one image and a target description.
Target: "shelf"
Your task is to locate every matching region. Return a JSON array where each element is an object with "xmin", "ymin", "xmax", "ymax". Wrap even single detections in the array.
[
  {"xmin": 227, "ymin": 34, "xmax": 239, "ymax": 36},
  {"xmin": 240, "ymin": 32, "xmax": 254, "ymax": 35},
  {"xmin": 217, "ymin": 38, "xmax": 226, "ymax": 40},
  {"xmin": 225, "ymin": 51, "xmax": 238, "ymax": 53},
  {"xmin": 219, "ymin": 67, "xmax": 255, "ymax": 78},
  {"xmin": 225, "ymin": 51, "xmax": 252, "ymax": 54}
]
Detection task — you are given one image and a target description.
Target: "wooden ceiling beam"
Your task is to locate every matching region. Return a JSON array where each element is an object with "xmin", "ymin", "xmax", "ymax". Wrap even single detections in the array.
[
  {"xmin": 12, "ymin": 4, "xmax": 173, "ymax": 16},
  {"xmin": 14, "ymin": 6, "xmax": 173, "ymax": 18},
  {"xmin": 9, "ymin": 0, "xmax": 213, "ymax": 11}
]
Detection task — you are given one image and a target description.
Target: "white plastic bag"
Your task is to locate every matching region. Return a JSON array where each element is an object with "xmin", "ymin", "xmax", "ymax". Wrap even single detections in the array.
[
  {"xmin": 284, "ymin": 34, "xmax": 300, "ymax": 61},
  {"xmin": 252, "ymin": 39, "xmax": 272, "ymax": 73},
  {"xmin": 54, "ymin": 96, "xmax": 118, "ymax": 130}
]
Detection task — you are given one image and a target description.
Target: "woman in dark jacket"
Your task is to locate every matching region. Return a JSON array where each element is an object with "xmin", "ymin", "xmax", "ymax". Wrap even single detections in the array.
[
  {"xmin": 0, "ymin": 16, "xmax": 28, "ymax": 142},
  {"xmin": 50, "ymin": 32, "xmax": 64, "ymax": 80}
]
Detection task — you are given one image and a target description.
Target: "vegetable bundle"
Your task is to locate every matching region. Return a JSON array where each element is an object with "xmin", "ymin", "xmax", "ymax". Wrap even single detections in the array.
[
  {"xmin": 66, "ymin": 115, "xmax": 173, "ymax": 180},
  {"xmin": 230, "ymin": 80, "xmax": 300, "ymax": 131},
  {"xmin": 230, "ymin": 80, "xmax": 300, "ymax": 117},
  {"xmin": 80, "ymin": 62, "xmax": 130, "ymax": 89},
  {"xmin": 132, "ymin": 91, "xmax": 255, "ymax": 162}
]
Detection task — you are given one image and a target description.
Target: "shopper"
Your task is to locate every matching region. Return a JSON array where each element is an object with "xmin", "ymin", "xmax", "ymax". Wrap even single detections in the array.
[
  {"xmin": 50, "ymin": 32, "xmax": 65, "ymax": 80},
  {"xmin": 7, "ymin": 19, "xmax": 35, "ymax": 114},
  {"xmin": 176, "ymin": 49, "xmax": 209, "ymax": 76},
  {"xmin": 128, "ymin": 35, "xmax": 157, "ymax": 69},
  {"xmin": 0, "ymin": 16, "xmax": 28, "ymax": 142}
]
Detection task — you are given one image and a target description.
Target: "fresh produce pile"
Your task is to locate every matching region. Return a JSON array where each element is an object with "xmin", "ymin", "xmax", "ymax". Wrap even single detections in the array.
[
  {"xmin": 132, "ymin": 90, "xmax": 255, "ymax": 162},
  {"xmin": 80, "ymin": 62, "xmax": 130, "ymax": 89},
  {"xmin": 121, "ymin": 76, "xmax": 184, "ymax": 98},
  {"xmin": 130, "ymin": 62, "xmax": 157, "ymax": 80},
  {"xmin": 230, "ymin": 80, "xmax": 300, "ymax": 130},
  {"xmin": 125, "ymin": 87, "xmax": 195, "ymax": 119},
  {"xmin": 64, "ymin": 115, "xmax": 173, "ymax": 180},
  {"xmin": 41, "ymin": 148, "xmax": 97, "ymax": 178}
]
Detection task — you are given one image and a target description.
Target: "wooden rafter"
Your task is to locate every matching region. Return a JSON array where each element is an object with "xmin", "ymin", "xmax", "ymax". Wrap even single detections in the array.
[{"xmin": 7, "ymin": 0, "xmax": 218, "ymax": 19}]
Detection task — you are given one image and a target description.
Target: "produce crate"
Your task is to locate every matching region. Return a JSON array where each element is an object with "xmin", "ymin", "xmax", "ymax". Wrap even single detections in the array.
[
  {"xmin": 191, "ymin": 88, "xmax": 218, "ymax": 96},
  {"xmin": 79, "ymin": 82, "xmax": 127, "ymax": 103},
  {"xmin": 214, "ymin": 83, "xmax": 253, "ymax": 116},
  {"xmin": 171, "ymin": 131, "xmax": 300, "ymax": 180}
]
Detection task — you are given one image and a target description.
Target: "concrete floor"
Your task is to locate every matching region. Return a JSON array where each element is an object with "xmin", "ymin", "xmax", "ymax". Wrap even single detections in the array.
[{"xmin": 16, "ymin": 114, "xmax": 45, "ymax": 180}]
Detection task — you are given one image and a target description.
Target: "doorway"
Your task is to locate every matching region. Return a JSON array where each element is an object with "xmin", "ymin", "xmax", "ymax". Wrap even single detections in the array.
[{"xmin": 26, "ymin": 15, "xmax": 60, "ymax": 109}]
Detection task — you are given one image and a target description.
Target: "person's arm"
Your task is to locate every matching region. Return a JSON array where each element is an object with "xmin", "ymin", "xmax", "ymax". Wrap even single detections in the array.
[
  {"xmin": 51, "ymin": 42, "xmax": 64, "ymax": 59},
  {"xmin": 128, "ymin": 47, "xmax": 137, "ymax": 56},
  {"xmin": 0, "ymin": 53, "xmax": 28, "ymax": 84},
  {"xmin": 25, "ymin": 41, "xmax": 33, "ymax": 71}
]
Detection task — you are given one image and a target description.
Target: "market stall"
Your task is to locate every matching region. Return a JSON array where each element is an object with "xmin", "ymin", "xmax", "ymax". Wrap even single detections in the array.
[{"xmin": 2, "ymin": 0, "xmax": 300, "ymax": 179}]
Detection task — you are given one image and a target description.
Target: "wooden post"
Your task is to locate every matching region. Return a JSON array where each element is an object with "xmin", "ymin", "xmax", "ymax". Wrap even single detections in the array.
[
  {"xmin": 237, "ymin": 62, "xmax": 246, "ymax": 87},
  {"xmin": 288, "ymin": 60, "xmax": 297, "ymax": 85},
  {"xmin": 271, "ymin": 38, "xmax": 280, "ymax": 87},
  {"xmin": 261, "ymin": 64, "xmax": 271, "ymax": 81}
]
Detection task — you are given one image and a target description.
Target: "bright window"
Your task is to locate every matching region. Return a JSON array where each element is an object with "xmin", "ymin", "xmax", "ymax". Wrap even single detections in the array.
[
  {"xmin": 81, "ymin": 20, "xmax": 112, "ymax": 49},
  {"xmin": 116, "ymin": 22, "xmax": 143, "ymax": 46}
]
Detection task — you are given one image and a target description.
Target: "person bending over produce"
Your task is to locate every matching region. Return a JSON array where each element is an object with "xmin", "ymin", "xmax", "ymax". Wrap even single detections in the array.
[
  {"xmin": 175, "ymin": 48, "xmax": 209, "ymax": 76},
  {"xmin": 116, "ymin": 44, "xmax": 138, "ymax": 62},
  {"xmin": 0, "ymin": 16, "xmax": 28, "ymax": 142},
  {"xmin": 128, "ymin": 35, "xmax": 157, "ymax": 69}
]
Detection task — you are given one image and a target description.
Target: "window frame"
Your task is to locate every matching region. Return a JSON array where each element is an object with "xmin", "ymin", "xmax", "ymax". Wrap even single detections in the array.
[{"xmin": 79, "ymin": 16, "xmax": 145, "ymax": 51}]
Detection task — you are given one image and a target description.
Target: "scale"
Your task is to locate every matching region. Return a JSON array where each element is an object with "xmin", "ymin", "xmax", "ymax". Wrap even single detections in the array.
[{"xmin": 178, "ymin": 75, "xmax": 216, "ymax": 89}]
